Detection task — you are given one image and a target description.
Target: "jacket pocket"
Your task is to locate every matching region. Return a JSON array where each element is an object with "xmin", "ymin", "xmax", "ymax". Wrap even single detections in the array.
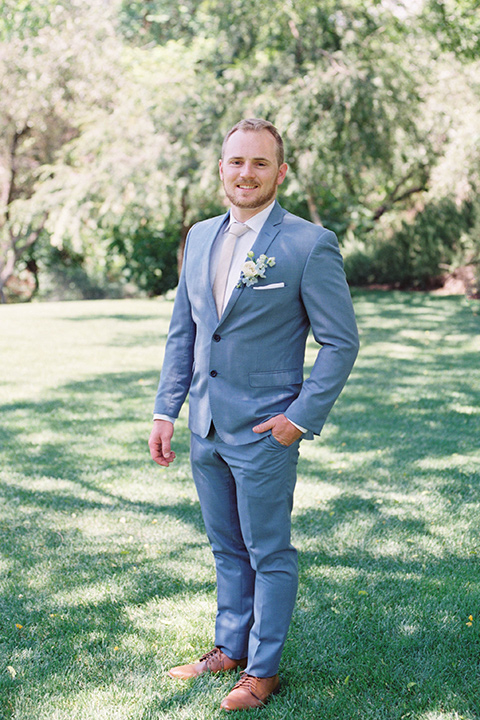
[
  {"xmin": 249, "ymin": 369, "xmax": 303, "ymax": 387},
  {"xmin": 252, "ymin": 282, "xmax": 285, "ymax": 290}
]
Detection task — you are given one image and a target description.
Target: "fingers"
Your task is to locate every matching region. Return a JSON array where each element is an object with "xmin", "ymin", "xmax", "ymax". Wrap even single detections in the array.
[
  {"xmin": 253, "ymin": 414, "xmax": 303, "ymax": 446},
  {"xmin": 148, "ymin": 420, "xmax": 176, "ymax": 467},
  {"xmin": 252, "ymin": 418, "xmax": 274, "ymax": 434},
  {"xmin": 162, "ymin": 437, "xmax": 171, "ymax": 459},
  {"xmin": 150, "ymin": 443, "xmax": 176, "ymax": 466}
]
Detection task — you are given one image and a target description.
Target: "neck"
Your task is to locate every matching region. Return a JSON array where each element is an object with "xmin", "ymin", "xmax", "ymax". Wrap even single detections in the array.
[{"xmin": 230, "ymin": 200, "xmax": 276, "ymax": 223}]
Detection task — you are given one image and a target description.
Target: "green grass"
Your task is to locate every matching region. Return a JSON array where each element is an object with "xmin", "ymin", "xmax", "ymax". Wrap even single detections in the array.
[{"xmin": 1, "ymin": 291, "xmax": 479, "ymax": 720}]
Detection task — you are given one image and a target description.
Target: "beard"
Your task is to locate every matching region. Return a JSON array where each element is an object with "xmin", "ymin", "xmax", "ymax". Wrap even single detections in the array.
[{"xmin": 222, "ymin": 180, "xmax": 278, "ymax": 210}]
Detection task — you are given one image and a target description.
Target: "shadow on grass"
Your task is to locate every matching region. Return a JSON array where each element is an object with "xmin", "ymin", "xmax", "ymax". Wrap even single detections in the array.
[
  {"xmin": 0, "ymin": 370, "xmax": 191, "ymax": 475},
  {"xmin": 0, "ymin": 368, "xmax": 212, "ymax": 717},
  {"xmin": 1, "ymin": 292, "xmax": 479, "ymax": 719},
  {"xmin": 284, "ymin": 513, "xmax": 480, "ymax": 719},
  {"xmin": 281, "ymin": 293, "xmax": 480, "ymax": 718}
]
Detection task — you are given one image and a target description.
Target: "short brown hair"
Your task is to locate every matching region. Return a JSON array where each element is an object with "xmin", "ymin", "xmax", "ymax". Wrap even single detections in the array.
[{"xmin": 221, "ymin": 118, "xmax": 285, "ymax": 166}]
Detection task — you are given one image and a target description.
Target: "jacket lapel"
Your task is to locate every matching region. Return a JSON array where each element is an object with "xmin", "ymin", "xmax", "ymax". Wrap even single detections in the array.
[
  {"xmin": 218, "ymin": 202, "xmax": 285, "ymax": 326},
  {"xmin": 247, "ymin": 201, "xmax": 285, "ymax": 260}
]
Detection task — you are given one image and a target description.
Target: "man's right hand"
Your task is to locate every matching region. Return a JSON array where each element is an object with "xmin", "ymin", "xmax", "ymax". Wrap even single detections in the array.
[{"xmin": 148, "ymin": 420, "xmax": 176, "ymax": 467}]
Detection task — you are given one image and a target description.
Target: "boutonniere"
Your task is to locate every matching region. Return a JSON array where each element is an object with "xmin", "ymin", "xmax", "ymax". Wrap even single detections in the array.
[{"xmin": 237, "ymin": 252, "xmax": 276, "ymax": 287}]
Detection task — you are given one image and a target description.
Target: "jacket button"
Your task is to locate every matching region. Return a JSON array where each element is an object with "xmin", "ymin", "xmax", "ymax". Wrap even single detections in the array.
[
  {"xmin": 210, "ymin": 370, "xmax": 218, "ymax": 377},
  {"xmin": 213, "ymin": 334, "xmax": 221, "ymax": 342}
]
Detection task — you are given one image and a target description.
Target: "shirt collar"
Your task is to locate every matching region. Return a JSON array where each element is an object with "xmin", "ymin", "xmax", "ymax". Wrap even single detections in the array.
[{"xmin": 227, "ymin": 200, "xmax": 276, "ymax": 235}]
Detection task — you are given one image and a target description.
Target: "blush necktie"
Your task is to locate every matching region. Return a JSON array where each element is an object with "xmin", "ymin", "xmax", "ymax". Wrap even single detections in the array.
[{"xmin": 212, "ymin": 222, "xmax": 248, "ymax": 317}]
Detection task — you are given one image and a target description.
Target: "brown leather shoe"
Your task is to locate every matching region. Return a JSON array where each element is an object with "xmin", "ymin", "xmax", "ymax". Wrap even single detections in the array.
[
  {"xmin": 168, "ymin": 647, "xmax": 247, "ymax": 679},
  {"xmin": 220, "ymin": 673, "xmax": 280, "ymax": 710}
]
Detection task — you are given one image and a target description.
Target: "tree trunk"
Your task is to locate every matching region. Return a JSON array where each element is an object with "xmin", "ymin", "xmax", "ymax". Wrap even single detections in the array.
[
  {"xmin": 0, "ymin": 219, "xmax": 47, "ymax": 302},
  {"xmin": 177, "ymin": 189, "xmax": 190, "ymax": 276},
  {"xmin": 306, "ymin": 191, "xmax": 323, "ymax": 226}
]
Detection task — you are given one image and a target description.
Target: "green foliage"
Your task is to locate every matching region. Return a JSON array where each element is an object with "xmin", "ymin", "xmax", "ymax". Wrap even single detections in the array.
[
  {"xmin": 342, "ymin": 237, "xmax": 377, "ymax": 287},
  {"xmin": 375, "ymin": 198, "xmax": 475, "ymax": 287},
  {"xmin": 1, "ymin": 0, "xmax": 480, "ymax": 300},
  {"xmin": 345, "ymin": 197, "xmax": 478, "ymax": 290},
  {"xmin": 109, "ymin": 222, "xmax": 179, "ymax": 297},
  {"xmin": 118, "ymin": 0, "xmax": 201, "ymax": 45},
  {"xmin": 39, "ymin": 246, "xmax": 117, "ymax": 301},
  {"xmin": 15, "ymin": 238, "xmax": 123, "ymax": 302},
  {"xmin": 0, "ymin": 0, "xmax": 124, "ymax": 300},
  {"xmin": 0, "ymin": 0, "xmax": 58, "ymax": 40},
  {"xmin": 423, "ymin": 0, "xmax": 480, "ymax": 60}
]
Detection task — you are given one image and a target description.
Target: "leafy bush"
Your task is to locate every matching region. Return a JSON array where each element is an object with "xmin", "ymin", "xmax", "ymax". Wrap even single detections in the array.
[
  {"xmin": 344, "ymin": 197, "xmax": 477, "ymax": 289},
  {"xmin": 342, "ymin": 236, "xmax": 377, "ymax": 287},
  {"xmin": 109, "ymin": 222, "xmax": 179, "ymax": 297},
  {"xmin": 374, "ymin": 198, "xmax": 474, "ymax": 288},
  {"xmin": 19, "ymin": 242, "xmax": 122, "ymax": 302}
]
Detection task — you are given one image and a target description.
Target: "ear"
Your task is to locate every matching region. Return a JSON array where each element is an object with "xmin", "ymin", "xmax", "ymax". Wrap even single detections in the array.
[
  {"xmin": 277, "ymin": 163, "xmax": 288, "ymax": 186},
  {"xmin": 218, "ymin": 158, "xmax": 224, "ymax": 180}
]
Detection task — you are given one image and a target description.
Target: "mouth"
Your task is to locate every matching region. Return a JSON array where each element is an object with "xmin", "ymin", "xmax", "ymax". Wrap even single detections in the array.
[{"xmin": 237, "ymin": 185, "xmax": 258, "ymax": 190}]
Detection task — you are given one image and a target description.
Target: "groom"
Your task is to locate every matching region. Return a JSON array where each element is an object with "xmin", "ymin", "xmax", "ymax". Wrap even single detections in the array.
[{"xmin": 149, "ymin": 118, "xmax": 359, "ymax": 711}]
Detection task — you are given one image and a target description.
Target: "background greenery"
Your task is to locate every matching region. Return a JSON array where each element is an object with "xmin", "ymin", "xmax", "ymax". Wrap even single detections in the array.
[
  {"xmin": 1, "ymin": 292, "xmax": 479, "ymax": 719},
  {"xmin": 1, "ymin": 0, "xmax": 480, "ymax": 302}
]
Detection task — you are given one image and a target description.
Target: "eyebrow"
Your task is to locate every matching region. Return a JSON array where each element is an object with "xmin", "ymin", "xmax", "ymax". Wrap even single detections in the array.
[{"xmin": 227, "ymin": 156, "xmax": 272, "ymax": 163}]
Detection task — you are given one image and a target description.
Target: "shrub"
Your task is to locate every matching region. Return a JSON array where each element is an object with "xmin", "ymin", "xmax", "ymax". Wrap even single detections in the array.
[
  {"xmin": 109, "ymin": 222, "xmax": 179, "ymax": 297},
  {"xmin": 373, "ymin": 198, "xmax": 475, "ymax": 288},
  {"xmin": 343, "ymin": 197, "xmax": 477, "ymax": 289}
]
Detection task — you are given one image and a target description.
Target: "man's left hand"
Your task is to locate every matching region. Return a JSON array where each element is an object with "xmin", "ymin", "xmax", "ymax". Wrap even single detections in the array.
[{"xmin": 252, "ymin": 414, "xmax": 303, "ymax": 446}]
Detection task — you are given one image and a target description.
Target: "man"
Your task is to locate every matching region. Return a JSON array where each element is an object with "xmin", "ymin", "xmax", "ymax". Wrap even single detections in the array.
[{"xmin": 149, "ymin": 118, "xmax": 359, "ymax": 711}]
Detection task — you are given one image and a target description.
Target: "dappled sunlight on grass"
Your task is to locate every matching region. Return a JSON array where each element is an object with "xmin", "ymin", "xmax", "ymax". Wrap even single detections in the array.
[{"xmin": 1, "ymin": 293, "xmax": 479, "ymax": 719}]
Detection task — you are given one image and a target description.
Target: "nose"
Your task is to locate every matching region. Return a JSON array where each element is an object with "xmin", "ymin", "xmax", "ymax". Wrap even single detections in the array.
[{"xmin": 240, "ymin": 161, "xmax": 255, "ymax": 178}]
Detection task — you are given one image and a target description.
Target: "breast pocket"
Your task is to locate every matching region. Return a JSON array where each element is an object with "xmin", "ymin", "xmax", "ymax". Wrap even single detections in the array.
[{"xmin": 252, "ymin": 282, "xmax": 286, "ymax": 291}]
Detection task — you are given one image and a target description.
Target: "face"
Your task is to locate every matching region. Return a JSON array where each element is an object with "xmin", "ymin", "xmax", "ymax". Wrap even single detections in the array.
[{"xmin": 219, "ymin": 129, "xmax": 288, "ymax": 220}]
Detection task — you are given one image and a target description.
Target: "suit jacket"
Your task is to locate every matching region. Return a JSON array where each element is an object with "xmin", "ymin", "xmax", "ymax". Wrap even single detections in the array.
[{"xmin": 154, "ymin": 201, "xmax": 359, "ymax": 445}]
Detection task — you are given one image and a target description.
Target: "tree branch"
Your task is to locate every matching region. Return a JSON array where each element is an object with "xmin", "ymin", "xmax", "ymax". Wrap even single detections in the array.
[
  {"xmin": 372, "ymin": 185, "xmax": 428, "ymax": 221},
  {"xmin": 371, "ymin": 166, "xmax": 429, "ymax": 222}
]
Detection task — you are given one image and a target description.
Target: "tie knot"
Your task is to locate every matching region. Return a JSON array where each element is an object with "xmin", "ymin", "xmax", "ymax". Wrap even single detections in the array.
[{"xmin": 228, "ymin": 222, "xmax": 249, "ymax": 239}]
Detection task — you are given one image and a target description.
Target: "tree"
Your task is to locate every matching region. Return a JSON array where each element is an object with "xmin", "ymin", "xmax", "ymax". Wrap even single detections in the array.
[
  {"xmin": 36, "ymin": 37, "xmax": 226, "ymax": 284},
  {"xmin": 0, "ymin": 0, "xmax": 121, "ymax": 301},
  {"xmin": 2, "ymin": 0, "xmax": 479, "ymax": 300}
]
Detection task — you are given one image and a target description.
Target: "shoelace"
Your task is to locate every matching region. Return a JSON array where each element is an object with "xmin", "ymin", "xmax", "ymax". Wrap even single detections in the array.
[
  {"xmin": 199, "ymin": 647, "xmax": 223, "ymax": 666},
  {"xmin": 232, "ymin": 673, "xmax": 258, "ymax": 694}
]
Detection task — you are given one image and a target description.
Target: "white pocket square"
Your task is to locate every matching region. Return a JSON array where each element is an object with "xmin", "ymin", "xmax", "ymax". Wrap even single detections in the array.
[{"xmin": 253, "ymin": 282, "xmax": 285, "ymax": 290}]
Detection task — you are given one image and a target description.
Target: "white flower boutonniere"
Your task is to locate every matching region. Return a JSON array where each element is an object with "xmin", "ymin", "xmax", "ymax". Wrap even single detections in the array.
[{"xmin": 237, "ymin": 252, "xmax": 276, "ymax": 287}]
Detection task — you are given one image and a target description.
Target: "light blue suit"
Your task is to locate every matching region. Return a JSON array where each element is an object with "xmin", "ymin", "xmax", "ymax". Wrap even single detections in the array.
[{"xmin": 154, "ymin": 201, "xmax": 359, "ymax": 675}]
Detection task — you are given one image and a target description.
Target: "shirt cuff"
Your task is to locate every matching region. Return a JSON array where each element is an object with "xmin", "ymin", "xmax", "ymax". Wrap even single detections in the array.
[
  {"xmin": 153, "ymin": 413, "xmax": 176, "ymax": 424},
  {"xmin": 285, "ymin": 416, "xmax": 307, "ymax": 433}
]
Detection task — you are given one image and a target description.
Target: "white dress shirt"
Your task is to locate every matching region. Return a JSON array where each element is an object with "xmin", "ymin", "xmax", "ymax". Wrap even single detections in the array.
[{"xmin": 209, "ymin": 201, "xmax": 276, "ymax": 314}]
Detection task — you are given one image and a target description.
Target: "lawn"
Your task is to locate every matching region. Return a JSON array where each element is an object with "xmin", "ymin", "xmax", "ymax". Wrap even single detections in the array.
[{"xmin": 1, "ymin": 291, "xmax": 479, "ymax": 720}]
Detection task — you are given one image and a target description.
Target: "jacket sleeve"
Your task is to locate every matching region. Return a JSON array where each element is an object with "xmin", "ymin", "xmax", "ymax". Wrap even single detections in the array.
[
  {"xmin": 285, "ymin": 230, "xmax": 359, "ymax": 435},
  {"xmin": 153, "ymin": 231, "xmax": 196, "ymax": 419}
]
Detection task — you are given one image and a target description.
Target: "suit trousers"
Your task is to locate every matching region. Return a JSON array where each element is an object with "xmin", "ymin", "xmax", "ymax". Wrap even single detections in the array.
[{"xmin": 190, "ymin": 427, "xmax": 301, "ymax": 677}]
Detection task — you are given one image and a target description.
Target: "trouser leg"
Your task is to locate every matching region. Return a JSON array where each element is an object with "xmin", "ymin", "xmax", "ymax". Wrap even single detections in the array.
[
  {"xmin": 221, "ymin": 434, "xmax": 300, "ymax": 677},
  {"xmin": 190, "ymin": 432, "xmax": 255, "ymax": 660},
  {"xmin": 190, "ymin": 431, "xmax": 300, "ymax": 676}
]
